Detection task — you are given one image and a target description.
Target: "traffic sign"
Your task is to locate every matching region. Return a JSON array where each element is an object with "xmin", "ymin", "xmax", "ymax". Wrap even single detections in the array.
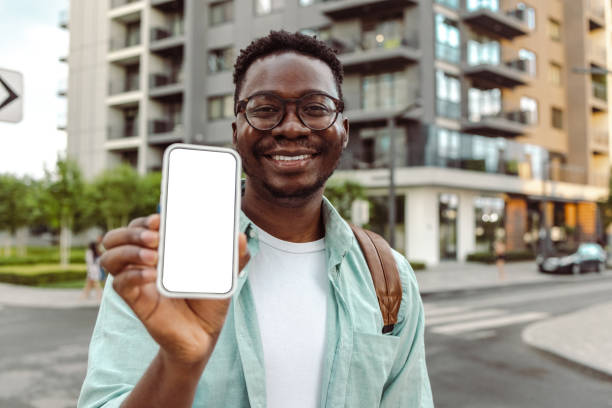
[{"xmin": 0, "ymin": 68, "xmax": 23, "ymax": 123}]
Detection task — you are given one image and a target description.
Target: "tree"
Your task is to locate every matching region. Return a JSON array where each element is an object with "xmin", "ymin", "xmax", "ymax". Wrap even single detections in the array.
[
  {"xmin": 324, "ymin": 180, "xmax": 367, "ymax": 221},
  {"xmin": 132, "ymin": 171, "xmax": 162, "ymax": 219},
  {"xmin": 40, "ymin": 158, "xmax": 88, "ymax": 266},
  {"xmin": 91, "ymin": 164, "xmax": 142, "ymax": 231},
  {"xmin": 0, "ymin": 174, "xmax": 32, "ymax": 256}
]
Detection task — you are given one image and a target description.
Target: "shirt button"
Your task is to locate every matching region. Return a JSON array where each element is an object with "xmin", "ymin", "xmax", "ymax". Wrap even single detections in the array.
[{"xmin": 248, "ymin": 229, "xmax": 256, "ymax": 239}]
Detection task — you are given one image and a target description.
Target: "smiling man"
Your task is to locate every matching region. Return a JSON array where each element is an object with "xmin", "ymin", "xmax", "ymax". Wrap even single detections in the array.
[{"xmin": 78, "ymin": 31, "xmax": 432, "ymax": 408}]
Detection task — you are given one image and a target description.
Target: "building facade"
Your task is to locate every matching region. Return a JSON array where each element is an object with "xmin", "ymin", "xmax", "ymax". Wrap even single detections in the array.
[{"xmin": 64, "ymin": 0, "xmax": 610, "ymax": 265}]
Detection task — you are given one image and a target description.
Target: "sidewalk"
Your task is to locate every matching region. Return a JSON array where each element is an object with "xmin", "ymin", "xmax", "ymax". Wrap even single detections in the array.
[
  {"xmin": 415, "ymin": 260, "xmax": 612, "ymax": 295},
  {"xmin": 522, "ymin": 301, "xmax": 612, "ymax": 378},
  {"xmin": 0, "ymin": 283, "xmax": 101, "ymax": 309}
]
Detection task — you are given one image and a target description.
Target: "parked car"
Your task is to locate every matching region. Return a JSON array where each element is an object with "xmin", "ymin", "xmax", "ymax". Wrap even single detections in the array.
[{"xmin": 537, "ymin": 243, "xmax": 607, "ymax": 275}]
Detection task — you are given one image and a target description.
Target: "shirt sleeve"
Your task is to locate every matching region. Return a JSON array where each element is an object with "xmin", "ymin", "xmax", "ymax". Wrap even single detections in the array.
[
  {"xmin": 77, "ymin": 276, "xmax": 159, "ymax": 408},
  {"xmin": 379, "ymin": 251, "xmax": 433, "ymax": 407}
]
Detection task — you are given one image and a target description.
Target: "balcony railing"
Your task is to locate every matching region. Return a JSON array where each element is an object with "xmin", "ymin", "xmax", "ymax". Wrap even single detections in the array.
[
  {"xmin": 588, "ymin": 0, "xmax": 605, "ymax": 20},
  {"xmin": 108, "ymin": 77, "xmax": 140, "ymax": 95},
  {"xmin": 149, "ymin": 70, "xmax": 183, "ymax": 88},
  {"xmin": 150, "ymin": 20, "xmax": 185, "ymax": 42},
  {"xmin": 436, "ymin": 99, "xmax": 461, "ymax": 119},
  {"xmin": 592, "ymin": 82, "xmax": 607, "ymax": 101},
  {"xmin": 107, "ymin": 123, "xmax": 138, "ymax": 139},
  {"xmin": 592, "ymin": 129, "xmax": 609, "ymax": 148},
  {"xmin": 149, "ymin": 118, "xmax": 182, "ymax": 134},
  {"xmin": 109, "ymin": 32, "xmax": 141, "ymax": 51},
  {"xmin": 463, "ymin": 1, "xmax": 530, "ymax": 38},
  {"xmin": 436, "ymin": 42, "xmax": 460, "ymax": 64},
  {"xmin": 436, "ymin": 0, "xmax": 458, "ymax": 9},
  {"xmin": 110, "ymin": 0, "xmax": 140, "ymax": 9}
]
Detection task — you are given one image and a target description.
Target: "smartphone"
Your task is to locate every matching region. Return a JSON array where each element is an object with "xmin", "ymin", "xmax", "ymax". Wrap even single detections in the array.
[{"xmin": 157, "ymin": 143, "xmax": 241, "ymax": 298}]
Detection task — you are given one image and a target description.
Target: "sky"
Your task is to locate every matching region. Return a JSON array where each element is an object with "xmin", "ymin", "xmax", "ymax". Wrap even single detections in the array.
[{"xmin": 0, "ymin": 0, "xmax": 69, "ymax": 178}]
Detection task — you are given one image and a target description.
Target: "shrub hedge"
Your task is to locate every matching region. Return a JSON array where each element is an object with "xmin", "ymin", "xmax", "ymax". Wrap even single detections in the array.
[
  {"xmin": 0, "ymin": 264, "xmax": 87, "ymax": 286},
  {"xmin": 0, "ymin": 249, "xmax": 86, "ymax": 266},
  {"xmin": 466, "ymin": 250, "xmax": 535, "ymax": 264}
]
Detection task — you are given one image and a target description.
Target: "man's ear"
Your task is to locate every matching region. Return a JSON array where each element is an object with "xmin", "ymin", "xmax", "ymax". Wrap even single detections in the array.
[
  {"xmin": 341, "ymin": 117, "xmax": 349, "ymax": 149},
  {"xmin": 232, "ymin": 121, "xmax": 237, "ymax": 146}
]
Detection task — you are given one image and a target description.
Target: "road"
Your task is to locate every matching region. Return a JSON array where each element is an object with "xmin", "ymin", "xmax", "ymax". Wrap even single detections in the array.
[
  {"xmin": 0, "ymin": 277, "xmax": 611, "ymax": 407},
  {"xmin": 424, "ymin": 277, "xmax": 612, "ymax": 408}
]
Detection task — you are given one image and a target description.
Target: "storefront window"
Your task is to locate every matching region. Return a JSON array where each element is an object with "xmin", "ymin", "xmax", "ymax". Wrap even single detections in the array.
[
  {"xmin": 439, "ymin": 193, "xmax": 458, "ymax": 260},
  {"xmin": 474, "ymin": 196, "xmax": 505, "ymax": 252}
]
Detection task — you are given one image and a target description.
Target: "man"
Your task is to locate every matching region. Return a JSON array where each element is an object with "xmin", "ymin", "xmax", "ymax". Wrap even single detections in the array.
[{"xmin": 78, "ymin": 30, "xmax": 432, "ymax": 408}]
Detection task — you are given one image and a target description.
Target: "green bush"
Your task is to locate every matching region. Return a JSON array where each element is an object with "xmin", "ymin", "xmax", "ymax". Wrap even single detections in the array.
[
  {"xmin": 0, "ymin": 247, "xmax": 86, "ymax": 266},
  {"xmin": 409, "ymin": 261, "xmax": 426, "ymax": 271},
  {"xmin": 466, "ymin": 250, "xmax": 535, "ymax": 264},
  {"xmin": 0, "ymin": 264, "xmax": 87, "ymax": 286}
]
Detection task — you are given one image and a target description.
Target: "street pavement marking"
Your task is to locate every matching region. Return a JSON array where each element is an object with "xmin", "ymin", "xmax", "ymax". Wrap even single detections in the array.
[
  {"xmin": 460, "ymin": 330, "xmax": 497, "ymax": 340},
  {"xmin": 426, "ymin": 308, "xmax": 505, "ymax": 326},
  {"xmin": 423, "ymin": 305, "xmax": 470, "ymax": 318},
  {"xmin": 431, "ymin": 311, "xmax": 550, "ymax": 335}
]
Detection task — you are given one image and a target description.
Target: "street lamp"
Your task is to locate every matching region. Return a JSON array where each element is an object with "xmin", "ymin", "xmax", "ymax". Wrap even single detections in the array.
[{"xmin": 387, "ymin": 102, "xmax": 421, "ymax": 248}]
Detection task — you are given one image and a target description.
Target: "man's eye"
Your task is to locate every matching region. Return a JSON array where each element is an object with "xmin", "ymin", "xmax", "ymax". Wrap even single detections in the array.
[
  {"xmin": 248, "ymin": 105, "xmax": 280, "ymax": 115},
  {"xmin": 302, "ymin": 104, "xmax": 331, "ymax": 115}
]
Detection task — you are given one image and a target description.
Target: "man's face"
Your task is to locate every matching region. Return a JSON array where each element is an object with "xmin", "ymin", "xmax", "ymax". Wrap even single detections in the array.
[{"xmin": 232, "ymin": 52, "xmax": 349, "ymax": 204}]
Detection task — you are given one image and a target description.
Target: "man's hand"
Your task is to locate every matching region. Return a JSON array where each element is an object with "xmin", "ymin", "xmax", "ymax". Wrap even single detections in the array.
[{"xmin": 100, "ymin": 213, "xmax": 250, "ymax": 367}]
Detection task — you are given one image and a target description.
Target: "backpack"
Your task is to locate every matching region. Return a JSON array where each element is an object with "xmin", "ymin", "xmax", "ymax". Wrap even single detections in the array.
[{"xmin": 349, "ymin": 224, "xmax": 402, "ymax": 334}]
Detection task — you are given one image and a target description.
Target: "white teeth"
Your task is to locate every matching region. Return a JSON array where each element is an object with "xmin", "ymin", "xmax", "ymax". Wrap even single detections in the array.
[{"xmin": 271, "ymin": 154, "xmax": 311, "ymax": 161}]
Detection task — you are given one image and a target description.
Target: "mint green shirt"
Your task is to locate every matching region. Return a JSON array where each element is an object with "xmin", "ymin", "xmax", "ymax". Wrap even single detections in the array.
[{"xmin": 78, "ymin": 198, "xmax": 433, "ymax": 407}]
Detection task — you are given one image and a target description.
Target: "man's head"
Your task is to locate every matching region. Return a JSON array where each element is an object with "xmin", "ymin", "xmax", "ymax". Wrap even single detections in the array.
[{"xmin": 232, "ymin": 31, "xmax": 349, "ymax": 207}]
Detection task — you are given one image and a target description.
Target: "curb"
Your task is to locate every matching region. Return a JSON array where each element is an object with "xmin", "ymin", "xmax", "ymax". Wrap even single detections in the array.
[{"xmin": 419, "ymin": 272, "xmax": 612, "ymax": 298}]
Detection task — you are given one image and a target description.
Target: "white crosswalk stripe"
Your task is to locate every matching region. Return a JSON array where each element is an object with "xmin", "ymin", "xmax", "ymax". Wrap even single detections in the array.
[{"xmin": 424, "ymin": 303, "xmax": 549, "ymax": 337}]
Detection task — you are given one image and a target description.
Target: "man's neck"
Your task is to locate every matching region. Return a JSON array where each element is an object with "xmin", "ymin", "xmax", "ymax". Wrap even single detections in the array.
[{"xmin": 241, "ymin": 182, "xmax": 324, "ymax": 243}]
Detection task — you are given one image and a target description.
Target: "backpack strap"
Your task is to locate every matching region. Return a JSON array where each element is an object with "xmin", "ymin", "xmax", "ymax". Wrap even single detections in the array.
[{"xmin": 349, "ymin": 224, "xmax": 402, "ymax": 334}]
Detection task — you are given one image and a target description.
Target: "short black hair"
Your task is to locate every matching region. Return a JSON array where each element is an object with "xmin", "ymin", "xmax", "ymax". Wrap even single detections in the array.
[{"xmin": 233, "ymin": 30, "xmax": 344, "ymax": 108}]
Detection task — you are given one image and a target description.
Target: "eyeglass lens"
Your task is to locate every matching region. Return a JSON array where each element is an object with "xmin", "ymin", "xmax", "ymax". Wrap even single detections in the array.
[{"xmin": 245, "ymin": 94, "xmax": 338, "ymax": 130}]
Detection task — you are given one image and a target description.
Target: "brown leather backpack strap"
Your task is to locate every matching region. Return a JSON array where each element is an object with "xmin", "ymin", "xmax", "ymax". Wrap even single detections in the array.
[{"xmin": 350, "ymin": 224, "xmax": 402, "ymax": 334}]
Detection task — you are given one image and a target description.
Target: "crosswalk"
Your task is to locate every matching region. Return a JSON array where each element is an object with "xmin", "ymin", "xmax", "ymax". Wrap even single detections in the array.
[{"xmin": 424, "ymin": 303, "xmax": 549, "ymax": 338}]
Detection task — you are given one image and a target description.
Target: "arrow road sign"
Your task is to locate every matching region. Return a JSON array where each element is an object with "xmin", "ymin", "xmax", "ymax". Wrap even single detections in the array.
[{"xmin": 0, "ymin": 68, "xmax": 23, "ymax": 123}]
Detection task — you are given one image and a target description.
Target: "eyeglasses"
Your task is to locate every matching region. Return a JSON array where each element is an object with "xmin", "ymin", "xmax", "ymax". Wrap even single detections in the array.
[{"xmin": 235, "ymin": 91, "xmax": 344, "ymax": 131}]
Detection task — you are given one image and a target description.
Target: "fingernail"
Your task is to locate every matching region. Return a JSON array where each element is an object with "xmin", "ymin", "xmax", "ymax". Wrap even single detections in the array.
[
  {"xmin": 140, "ymin": 249, "xmax": 157, "ymax": 263},
  {"xmin": 141, "ymin": 230, "xmax": 157, "ymax": 244}
]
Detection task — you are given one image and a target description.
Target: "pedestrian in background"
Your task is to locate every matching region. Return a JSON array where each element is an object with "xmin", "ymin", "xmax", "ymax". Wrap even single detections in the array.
[
  {"xmin": 81, "ymin": 241, "xmax": 102, "ymax": 300},
  {"xmin": 96, "ymin": 234, "xmax": 107, "ymax": 283}
]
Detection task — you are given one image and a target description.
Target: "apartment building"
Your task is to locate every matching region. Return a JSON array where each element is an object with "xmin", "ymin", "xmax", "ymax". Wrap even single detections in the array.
[{"xmin": 64, "ymin": 0, "xmax": 610, "ymax": 265}]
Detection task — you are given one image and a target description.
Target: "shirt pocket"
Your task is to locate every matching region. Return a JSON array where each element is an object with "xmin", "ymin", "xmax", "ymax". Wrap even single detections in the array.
[{"xmin": 345, "ymin": 331, "xmax": 400, "ymax": 407}]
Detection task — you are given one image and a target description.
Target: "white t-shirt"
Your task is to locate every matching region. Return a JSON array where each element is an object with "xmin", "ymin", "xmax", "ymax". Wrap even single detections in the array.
[{"xmin": 248, "ymin": 226, "xmax": 328, "ymax": 408}]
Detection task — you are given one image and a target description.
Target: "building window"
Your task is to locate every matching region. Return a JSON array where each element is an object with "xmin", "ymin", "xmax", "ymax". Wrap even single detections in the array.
[
  {"xmin": 361, "ymin": 71, "xmax": 408, "ymax": 111},
  {"xmin": 549, "ymin": 62, "xmax": 562, "ymax": 86},
  {"xmin": 208, "ymin": 47, "xmax": 234, "ymax": 73},
  {"xmin": 436, "ymin": 70, "xmax": 461, "ymax": 119},
  {"xmin": 299, "ymin": 0, "xmax": 317, "ymax": 5},
  {"xmin": 520, "ymin": 96, "xmax": 538, "ymax": 124},
  {"xmin": 299, "ymin": 26, "xmax": 331, "ymax": 42},
  {"xmin": 209, "ymin": 1, "xmax": 233, "ymax": 26},
  {"xmin": 467, "ymin": 0, "xmax": 499, "ymax": 12},
  {"xmin": 517, "ymin": 3, "xmax": 536, "ymax": 29},
  {"xmin": 551, "ymin": 107, "xmax": 563, "ymax": 129},
  {"xmin": 439, "ymin": 193, "xmax": 459, "ymax": 260},
  {"xmin": 474, "ymin": 196, "xmax": 504, "ymax": 253},
  {"xmin": 435, "ymin": 0, "xmax": 459, "ymax": 9},
  {"xmin": 359, "ymin": 127, "xmax": 406, "ymax": 167},
  {"xmin": 548, "ymin": 18, "xmax": 561, "ymax": 42},
  {"xmin": 467, "ymin": 38, "xmax": 500, "ymax": 66},
  {"xmin": 254, "ymin": 0, "xmax": 284, "ymax": 16},
  {"xmin": 519, "ymin": 48, "xmax": 536, "ymax": 76},
  {"xmin": 468, "ymin": 88, "xmax": 501, "ymax": 121},
  {"xmin": 362, "ymin": 15, "xmax": 406, "ymax": 50},
  {"xmin": 126, "ymin": 22, "xmax": 141, "ymax": 47},
  {"xmin": 435, "ymin": 15, "xmax": 460, "ymax": 63},
  {"xmin": 208, "ymin": 95, "xmax": 234, "ymax": 120}
]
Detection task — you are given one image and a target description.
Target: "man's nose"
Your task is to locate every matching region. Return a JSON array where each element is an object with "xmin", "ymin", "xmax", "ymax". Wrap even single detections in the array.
[{"xmin": 271, "ymin": 105, "xmax": 309, "ymax": 138}]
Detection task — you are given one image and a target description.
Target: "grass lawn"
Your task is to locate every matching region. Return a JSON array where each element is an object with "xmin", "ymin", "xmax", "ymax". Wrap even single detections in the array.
[{"xmin": 0, "ymin": 263, "xmax": 87, "ymax": 274}]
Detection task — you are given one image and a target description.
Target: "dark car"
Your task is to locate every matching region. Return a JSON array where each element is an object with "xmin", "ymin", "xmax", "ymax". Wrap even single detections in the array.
[{"xmin": 537, "ymin": 243, "xmax": 607, "ymax": 275}]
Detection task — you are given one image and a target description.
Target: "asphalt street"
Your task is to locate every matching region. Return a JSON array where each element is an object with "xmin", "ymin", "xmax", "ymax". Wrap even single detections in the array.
[
  {"xmin": 0, "ymin": 277, "xmax": 611, "ymax": 407},
  {"xmin": 424, "ymin": 278, "xmax": 612, "ymax": 408}
]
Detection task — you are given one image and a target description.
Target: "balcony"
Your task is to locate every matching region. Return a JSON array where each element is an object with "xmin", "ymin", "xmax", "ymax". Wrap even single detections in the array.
[
  {"xmin": 110, "ymin": 0, "xmax": 141, "ymax": 9},
  {"xmin": 108, "ymin": 77, "xmax": 140, "ymax": 96},
  {"xmin": 148, "ymin": 118, "xmax": 183, "ymax": 144},
  {"xmin": 320, "ymin": 0, "xmax": 418, "ymax": 20},
  {"xmin": 149, "ymin": 70, "xmax": 184, "ymax": 98},
  {"xmin": 151, "ymin": 0, "xmax": 183, "ymax": 11},
  {"xmin": 150, "ymin": 20, "xmax": 185, "ymax": 53},
  {"xmin": 59, "ymin": 55, "xmax": 68, "ymax": 63},
  {"xmin": 57, "ymin": 112, "xmax": 67, "ymax": 131},
  {"xmin": 587, "ymin": 42, "xmax": 607, "ymax": 67},
  {"xmin": 57, "ymin": 79, "xmax": 67, "ymax": 97},
  {"xmin": 436, "ymin": 99, "xmax": 461, "ymax": 120},
  {"xmin": 587, "ymin": 0, "xmax": 605, "ymax": 31},
  {"xmin": 337, "ymin": 33, "xmax": 419, "ymax": 72},
  {"xmin": 464, "ymin": 44, "xmax": 532, "ymax": 89},
  {"xmin": 107, "ymin": 123, "xmax": 139, "ymax": 140},
  {"xmin": 591, "ymin": 81, "xmax": 608, "ymax": 112},
  {"xmin": 58, "ymin": 10, "xmax": 68, "ymax": 29},
  {"xmin": 462, "ymin": 4, "xmax": 530, "ymax": 39},
  {"xmin": 592, "ymin": 129, "xmax": 609, "ymax": 154},
  {"xmin": 109, "ymin": 32, "xmax": 141, "ymax": 52},
  {"xmin": 461, "ymin": 110, "xmax": 530, "ymax": 138}
]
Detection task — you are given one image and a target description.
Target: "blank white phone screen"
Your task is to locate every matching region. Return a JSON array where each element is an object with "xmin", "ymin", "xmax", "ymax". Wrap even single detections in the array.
[{"xmin": 161, "ymin": 147, "xmax": 238, "ymax": 295}]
